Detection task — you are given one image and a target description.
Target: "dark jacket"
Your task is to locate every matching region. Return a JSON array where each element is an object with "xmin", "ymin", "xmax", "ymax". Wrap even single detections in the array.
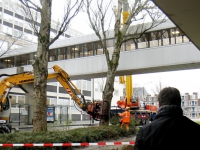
[{"xmin": 134, "ymin": 105, "xmax": 200, "ymax": 150}]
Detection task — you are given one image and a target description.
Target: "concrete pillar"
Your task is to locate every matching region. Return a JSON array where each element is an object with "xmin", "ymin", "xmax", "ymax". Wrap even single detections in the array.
[
  {"xmin": 17, "ymin": 67, "xmax": 34, "ymax": 125},
  {"xmin": 16, "ymin": 67, "xmax": 24, "ymax": 73},
  {"xmin": 23, "ymin": 84, "xmax": 34, "ymax": 125}
]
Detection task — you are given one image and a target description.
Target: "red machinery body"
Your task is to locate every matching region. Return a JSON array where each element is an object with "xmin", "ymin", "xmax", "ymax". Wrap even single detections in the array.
[{"xmin": 117, "ymin": 76, "xmax": 158, "ymax": 125}]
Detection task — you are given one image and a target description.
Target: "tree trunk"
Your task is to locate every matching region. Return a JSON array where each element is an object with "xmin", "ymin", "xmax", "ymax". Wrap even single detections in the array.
[
  {"xmin": 32, "ymin": 0, "xmax": 51, "ymax": 132},
  {"xmin": 100, "ymin": 48, "xmax": 121, "ymax": 125}
]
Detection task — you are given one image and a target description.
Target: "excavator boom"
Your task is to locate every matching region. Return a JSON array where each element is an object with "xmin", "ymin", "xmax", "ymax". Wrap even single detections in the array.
[{"xmin": 0, "ymin": 65, "xmax": 100, "ymax": 121}]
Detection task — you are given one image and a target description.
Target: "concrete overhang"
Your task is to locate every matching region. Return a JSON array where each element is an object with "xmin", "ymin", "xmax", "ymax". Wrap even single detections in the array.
[{"xmin": 152, "ymin": 0, "xmax": 200, "ymax": 50}]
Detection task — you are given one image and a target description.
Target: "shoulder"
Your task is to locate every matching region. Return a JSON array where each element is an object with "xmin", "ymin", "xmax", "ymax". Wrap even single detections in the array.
[
  {"xmin": 182, "ymin": 116, "xmax": 200, "ymax": 128},
  {"xmin": 137, "ymin": 122, "xmax": 154, "ymax": 136}
]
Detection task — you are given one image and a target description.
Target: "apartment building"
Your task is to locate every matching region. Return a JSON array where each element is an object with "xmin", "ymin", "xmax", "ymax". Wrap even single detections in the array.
[
  {"xmin": 144, "ymin": 91, "xmax": 200, "ymax": 119},
  {"xmin": 181, "ymin": 92, "xmax": 200, "ymax": 118}
]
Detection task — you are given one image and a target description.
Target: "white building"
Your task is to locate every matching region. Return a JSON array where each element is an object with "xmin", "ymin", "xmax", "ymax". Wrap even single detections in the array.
[
  {"xmin": 181, "ymin": 92, "xmax": 200, "ymax": 119},
  {"xmin": 0, "ymin": 19, "xmax": 192, "ymax": 124},
  {"xmin": 0, "ymin": 0, "xmax": 82, "ymax": 51}
]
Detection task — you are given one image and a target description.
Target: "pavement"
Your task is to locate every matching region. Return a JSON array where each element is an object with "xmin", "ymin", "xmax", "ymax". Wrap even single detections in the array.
[{"xmin": 11, "ymin": 120, "xmax": 99, "ymax": 132}]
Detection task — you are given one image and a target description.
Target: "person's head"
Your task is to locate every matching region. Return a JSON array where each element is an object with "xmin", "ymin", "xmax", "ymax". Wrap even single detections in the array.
[
  {"xmin": 125, "ymin": 106, "xmax": 130, "ymax": 111},
  {"xmin": 158, "ymin": 87, "xmax": 181, "ymax": 107}
]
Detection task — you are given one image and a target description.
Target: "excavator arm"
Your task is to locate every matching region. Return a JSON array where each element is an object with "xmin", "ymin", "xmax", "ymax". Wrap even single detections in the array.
[{"xmin": 0, "ymin": 65, "xmax": 99, "ymax": 119}]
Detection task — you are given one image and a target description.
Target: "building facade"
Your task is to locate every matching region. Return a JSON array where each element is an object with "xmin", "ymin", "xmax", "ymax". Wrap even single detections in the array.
[
  {"xmin": 0, "ymin": 0, "xmax": 82, "ymax": 52},
  {"xmin": 0, "ymin": 18, "xmax": 197, "ymax": 124},
  {"xmin": 181, "ymin": 92, "xmax": 200, "ymax": 118}
]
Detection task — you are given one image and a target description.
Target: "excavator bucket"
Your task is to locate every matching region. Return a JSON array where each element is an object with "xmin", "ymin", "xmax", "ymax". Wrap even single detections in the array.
[
  {"xmin": 117, "ymin": 100, "xmax": 126, "ymax": 109},
  {"xmin": 86, "ymin": 101, "xmax": 110, "ymax": 121}
]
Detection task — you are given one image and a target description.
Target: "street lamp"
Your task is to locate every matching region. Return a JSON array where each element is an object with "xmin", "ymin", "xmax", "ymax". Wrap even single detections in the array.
[{"xmin": 143, "ymin": 82, "xmax": 152, "ymax": 102}]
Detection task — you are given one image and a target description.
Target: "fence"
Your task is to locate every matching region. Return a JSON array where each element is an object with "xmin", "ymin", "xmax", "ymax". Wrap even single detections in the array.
[{"xmin": 10, "ymin": 104, "xmax": 92, "ymax": 126}]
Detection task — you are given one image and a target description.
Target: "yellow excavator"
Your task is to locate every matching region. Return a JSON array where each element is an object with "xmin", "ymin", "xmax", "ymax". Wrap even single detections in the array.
[{"xmin": 0, "ymin": 65, "xmax": 102, "ymax": 133}]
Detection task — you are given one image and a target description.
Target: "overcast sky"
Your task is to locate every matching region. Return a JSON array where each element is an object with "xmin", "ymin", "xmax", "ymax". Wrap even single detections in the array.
[
  {"xmin": 51, "ymin": 0, "xmax": 200, "ymax": 97},
  {"xmin": 133, "ymin": 69, "xmax": 200, "ymax": 96}
]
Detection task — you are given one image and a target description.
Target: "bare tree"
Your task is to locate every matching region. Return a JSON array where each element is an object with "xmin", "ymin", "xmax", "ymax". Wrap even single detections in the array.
[
  {"xmin": 19, "ymin": 0, "xmax": 83, "ymax": 132},
  {"xmin": 0, "ymin": 33, "xmax": 23, "ymax": 58},
  {"xmin": 85, "ymin": 0, "xmax": 166, "ymax": 125},
  {"xmin": 152, "ymin": 79, "xmax": 166, "ymax": 95}
]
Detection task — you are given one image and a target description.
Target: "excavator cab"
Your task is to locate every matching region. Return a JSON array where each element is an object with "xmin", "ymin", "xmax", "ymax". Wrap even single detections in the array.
[{"xmin": 131, "ymin": 94, "xmax": 138, "ymax": 103}]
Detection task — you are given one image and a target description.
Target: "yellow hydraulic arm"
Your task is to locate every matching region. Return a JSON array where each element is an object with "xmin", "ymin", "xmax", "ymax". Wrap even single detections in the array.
[
  {"xmin": 119, "ymin": 75, "xmax": 133, "ymax": 106},
  {"xmin": 0, "ymin": 65, "xmax": 87, "ymax": 111}
]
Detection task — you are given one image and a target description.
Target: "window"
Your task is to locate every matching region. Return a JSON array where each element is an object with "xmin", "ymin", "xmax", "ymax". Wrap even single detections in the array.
[
  {"xmin": 162, "ymin": 29, "xmax": 170, "ymax": 45},
  {"xmin": 87, "ymin": 81, "xmax": 91, "ymax": 91},
  {"xmin": 57, "ymin": 99, "xmax": 69, "ymax": 106},
  {"xmin": 24, "ymin": 22, "xmax": 32, "ymax": 30},
  {"xmin": 76, "ymin": 80, "xmax": 81, "ymax": 89},
  {"xmin": 82, "ymin": 81, "xmax": 87, "ymax": 90},
  {"xmin": 4, "ymin": 1, "xmax": 9, "ymax": 10},
  {"xmin": 83, "ymin": 43, "xmax": 93, "ymax": 57},
  {"xmin": 18, "ymin": 96, "xmax": 25, "ymax": 108},
  {"xmin": 28, "ymin": 53, "xmax": 36, "ymax": 64},
  {"xmin": 1, "ymin": 57, "xmax": 13, "ymax": 68},
  {"xmin": 125, "ymin": 40, "xmax": 136, "ymax": 51},
  {"xmin": 0, "ymin": 40, "xmax": 8, "ymax": 51},
  {"xmin": 50, "ymin": 98, "xmax": 56, "ymax": 105},
  {"xmin": 49, "ymin": 49, "xmax": 57, "ymax": 61},
  {"xmin": 20, "ymin": 54, "xmax": 29, "ymax": 66},
  {"xmin": 14, "ymin": 29, "xmax": 22, "ymax": 38},
  {"xmin": 10, "ymin": 95, "xmax": 25, "ymax": 108},
  {"xmin": 181, "ymin": 96, "xmax": 185, "ymax": 100},
  {"xmin": 14, "ymin": 55, "xmax": 22, "ymax": 67},
  {"xmin": 94, "ymin": 41, "xmax": 103, "ymax": 55},
  {"xmin": 65, "ymin": 47, "xmax": 72, "ymax": 59},
  {"xmin": 3, "ymin": 14, "xmax": 13, "ymax": 23},
  {"xmin": 74, "ymin": 45, "xmax": 80, "ymax": 58},
  {"xmin": 3, "ymin": 25, "xmax": 12, "ymax": 35},
  {"xmin": 94, "ymin": 83, "xmax": 99, "ymax": 92},
  {"xmin": 170, "ymin": 28, "xmax": 182, "ymax": 44},
  {"xmin": 14, "ymin": 17, "xmax": 23, "ymax": 27},
  {"xmin": 4, "ymin": 1, "xmax": 13, "ymax": 11},
  {"xmin": 57, "ymin": 48, "xmax": 65, "ymax": 60},
  {"xmin": 23, "ymin": 32, "xmax": 32, "ymax": 41},
  {"xmin": 19, "ymin": 8, "xmax": 25, "ymax": 16},
  {"xmin": 149, "ymin": 31, "xmax": 162, "ymax": 47},
  {"xmin": 10, "ymin": 95, "xmax": 17, "ymax": 107},
  {"xmin": 138, "ymin": 33, "xmax": 149, "ymax": 49}
]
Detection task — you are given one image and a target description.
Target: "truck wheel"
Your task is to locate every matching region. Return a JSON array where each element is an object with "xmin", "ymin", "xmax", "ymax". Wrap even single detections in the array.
[{"xmin": 0, "ymin": 126, "xmax": 11, "ymax": 134}]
